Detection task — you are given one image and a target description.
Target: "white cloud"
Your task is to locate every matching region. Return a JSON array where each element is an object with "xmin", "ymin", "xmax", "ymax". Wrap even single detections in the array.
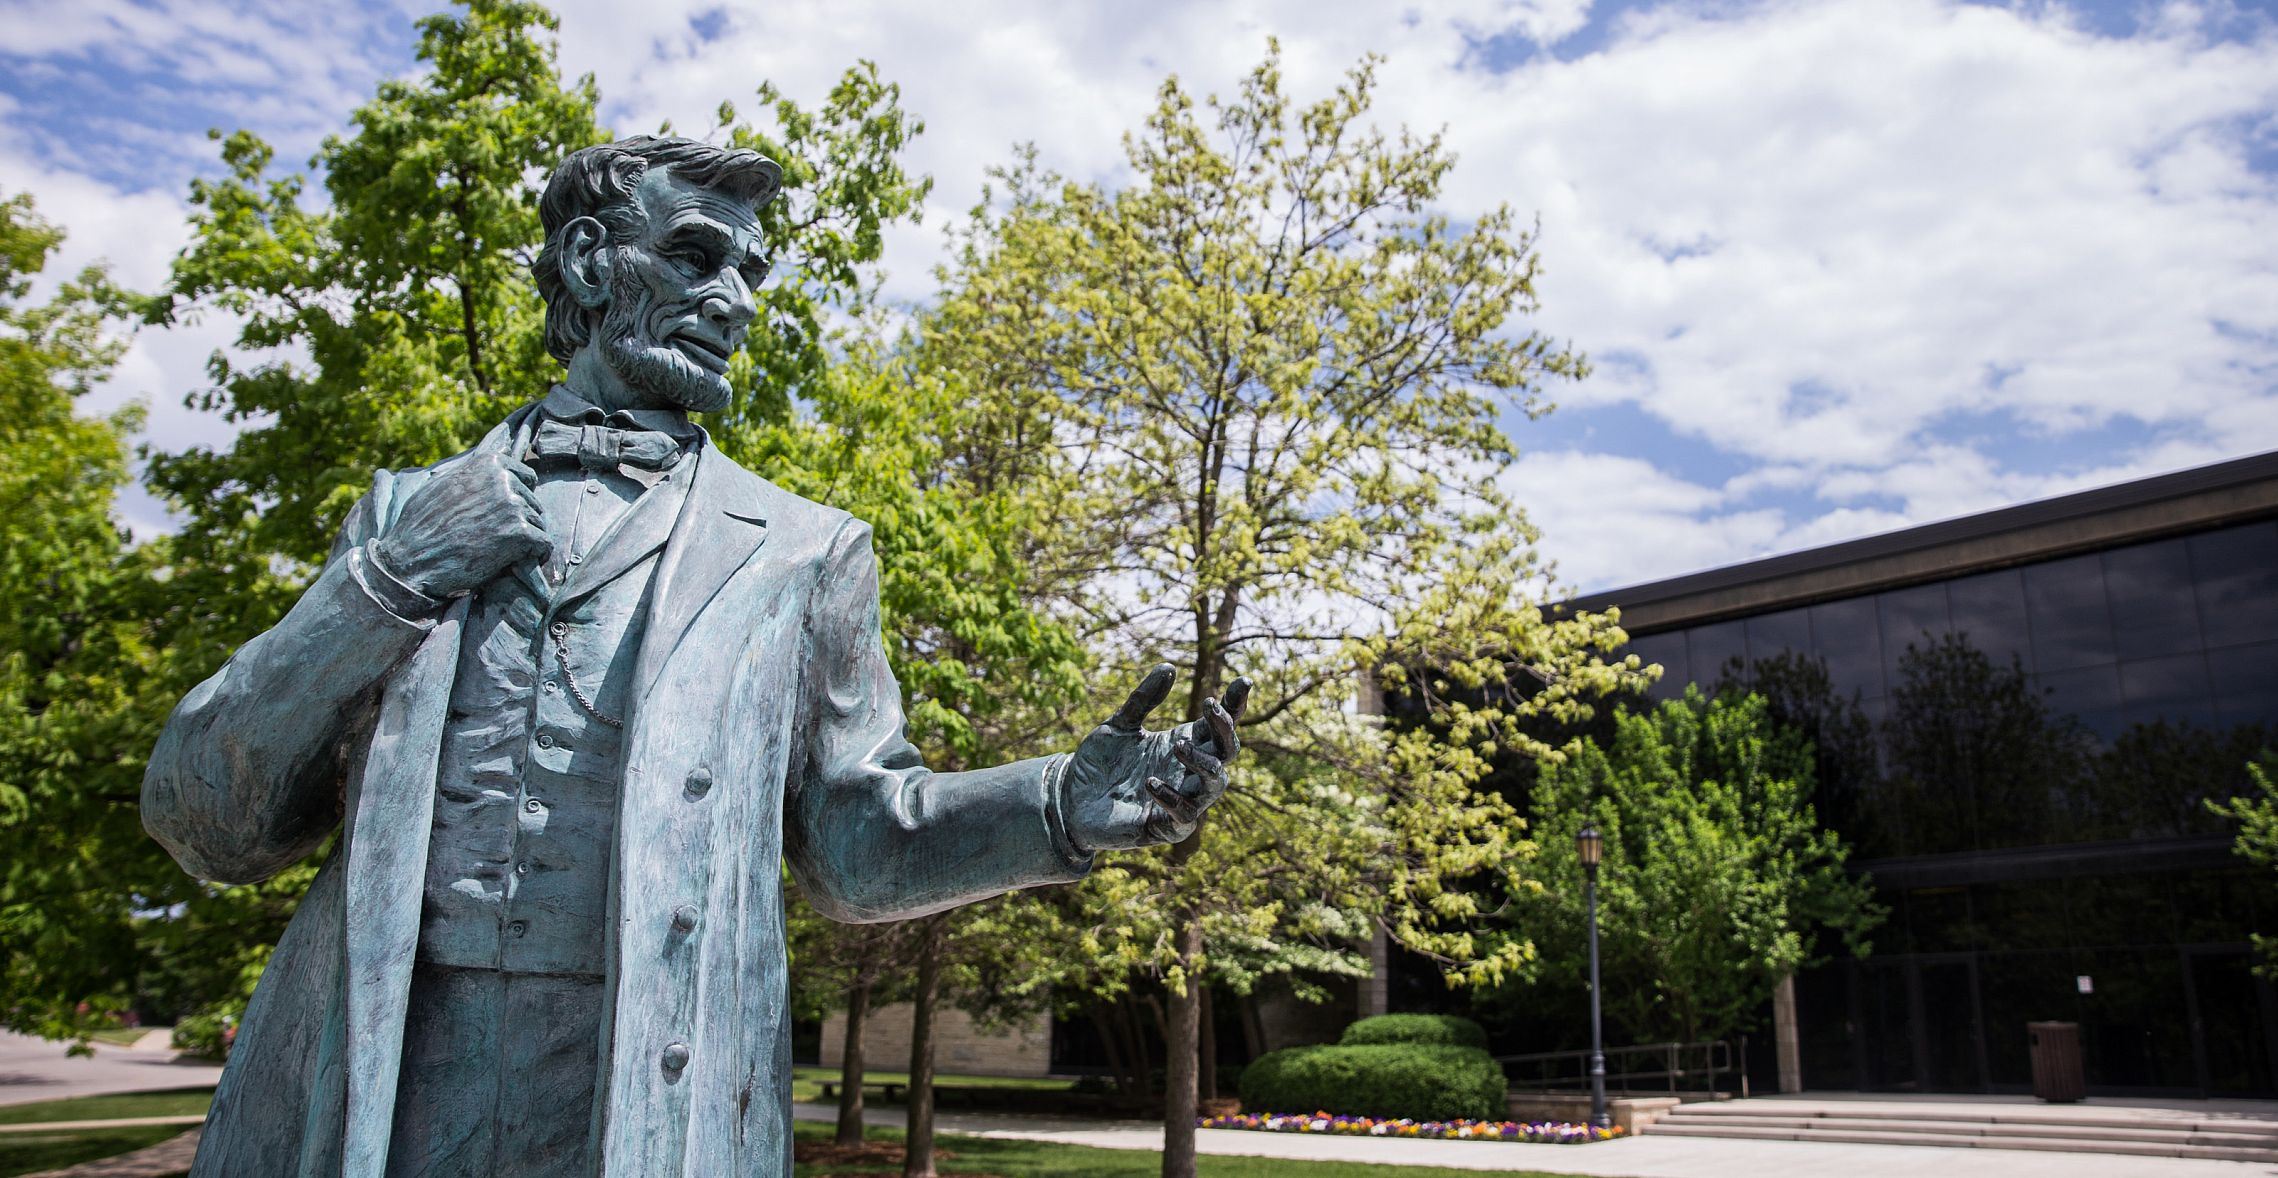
[{"xmin": 4, "ymin": 0, "xmax": 2273, "ymax": 585}]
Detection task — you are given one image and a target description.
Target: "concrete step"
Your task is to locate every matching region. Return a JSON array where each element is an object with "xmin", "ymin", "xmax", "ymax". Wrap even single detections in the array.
[
  {"xmin": 1656, "ymin": 1112, "xmax": 2278, "ymax": 1148},
  {"xmin": 1648, "ymin": 1115, "xmax": 2278, "ymax": 1162},
  {"xmin": 1662, "ymin": 1101, "xmax": 2278, "ymax": 1138}
]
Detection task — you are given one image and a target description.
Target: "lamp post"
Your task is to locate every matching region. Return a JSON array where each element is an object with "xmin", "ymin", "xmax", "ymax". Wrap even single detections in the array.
[{"xmin": 1577, "ymin": 823, "xmax": 1610, "ymax": 1131}]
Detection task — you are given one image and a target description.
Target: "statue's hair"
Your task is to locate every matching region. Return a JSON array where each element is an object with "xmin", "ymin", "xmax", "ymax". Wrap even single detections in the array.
[{"xmin": 532, "ymin": 136, "xmax": 783, "ymax": 361}]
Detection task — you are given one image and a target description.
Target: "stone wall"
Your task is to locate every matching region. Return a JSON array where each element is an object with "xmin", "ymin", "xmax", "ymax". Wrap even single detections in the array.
[{"xmin": 818, "ymin": 1003, "xmax": 1055, "ymax": 1079}]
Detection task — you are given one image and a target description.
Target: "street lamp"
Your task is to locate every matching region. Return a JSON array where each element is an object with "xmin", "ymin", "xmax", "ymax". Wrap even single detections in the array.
[{"xmin": 1577, "ymin": 823, "xmax": 1610, "ymax": 1131}]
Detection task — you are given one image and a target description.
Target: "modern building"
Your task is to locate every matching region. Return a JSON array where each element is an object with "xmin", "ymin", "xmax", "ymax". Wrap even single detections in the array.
[{"xmin": 1567, "ymin": 450, "xmax": 2278, "ymax": 1098}]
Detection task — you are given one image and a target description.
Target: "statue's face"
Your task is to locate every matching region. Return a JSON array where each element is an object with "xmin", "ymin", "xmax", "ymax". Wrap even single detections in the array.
[{"xmin": 595, "ymin": 167, "xmax": 767, "ymax": 413}]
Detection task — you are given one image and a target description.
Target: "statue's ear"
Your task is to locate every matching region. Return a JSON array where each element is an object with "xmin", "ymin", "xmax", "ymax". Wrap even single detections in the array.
[{"xmin": 560, "ymin": 217, "xmax": 612, "ymax": 310}]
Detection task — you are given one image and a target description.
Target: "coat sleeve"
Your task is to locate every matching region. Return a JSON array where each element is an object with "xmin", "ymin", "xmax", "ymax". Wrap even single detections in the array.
[
  {"xmin": 783, "ymin": 518, "xmax": 1094, "ymax": 923},
  {"xmin": 142, "ymin": 481, "xmax": 441, "ymax": 884}
]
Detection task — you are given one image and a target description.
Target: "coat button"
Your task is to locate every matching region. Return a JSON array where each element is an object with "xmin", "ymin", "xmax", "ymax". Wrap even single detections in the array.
[
  {"xmin": 683, "ymin": 767, "xmax": 713, "ymax": 798},
  {"xmin": 671, "ymin": 904, "xmax": 699, "ymax": 933},
  {"xmin": 535, "ymin": 733, "xmax": 555, "ymax": 749},
  {"xmin": 661, "ymin": 1042, "xmax": 690, "ymax": 1071},
  {"xmin": 507, "ymin": 920, "xmax": 528, "ymax": 938}
]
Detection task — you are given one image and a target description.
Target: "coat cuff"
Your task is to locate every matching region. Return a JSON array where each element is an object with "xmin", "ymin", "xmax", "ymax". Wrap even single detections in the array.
[
  {"xmin": 350, "ymin": 543, "xmax": 445, "ymax": 628},
  {"xmin": 1041, "ymin": 753, "xmax": 1097, "ymax": 875}
]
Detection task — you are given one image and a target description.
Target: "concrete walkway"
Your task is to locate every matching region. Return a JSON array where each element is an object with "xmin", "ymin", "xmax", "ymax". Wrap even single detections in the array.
[
  {"xmin": 0, "ymin": 1032, "xmax": 220, "ymax": 1108},
  {"xmin": 792, "ymin": 1100, "xmax": 2278, "ymax": 1175}
]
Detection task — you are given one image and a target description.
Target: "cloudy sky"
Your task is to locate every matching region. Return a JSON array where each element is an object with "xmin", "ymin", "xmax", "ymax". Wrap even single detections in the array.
[{"xmin": 3, "ymin": 0, "xmax": 2275, "ymax": 593}]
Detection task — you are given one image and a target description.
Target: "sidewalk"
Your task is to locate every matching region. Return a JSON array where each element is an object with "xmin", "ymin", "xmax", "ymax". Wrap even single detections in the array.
[
  {"xmin": 0, "ymin": 1032, "xmax": 221, "ymax": 1108},
  {"xmin": 791, "ymin": 1100, "xmax": 2278, "ymax": 1176}
]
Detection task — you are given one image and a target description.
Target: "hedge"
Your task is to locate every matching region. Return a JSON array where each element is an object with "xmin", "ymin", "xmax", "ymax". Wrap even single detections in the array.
[
  {"xmin": 1238, "ymin": 1043, "xmax": 1506, "ymax": 1122},
  {"xmin": 1339, "ymin": 1013, "xmax": 1489, "ymax": 1051}
]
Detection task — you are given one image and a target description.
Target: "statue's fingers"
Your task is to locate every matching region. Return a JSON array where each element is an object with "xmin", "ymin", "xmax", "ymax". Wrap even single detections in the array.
[
  {"xmin": 1171, "ymin": 736, "xmax": 1225, "ymax": 800},
  {"xmin": 1203, "ymin": 697, "xmax": 1238, "ymax": 758},
  {"xmin": 1223, "ymin": 676, "xmax": 1252, "ymax": 723},
  {"xmin": 1146, "ymin": 775, "xmax": 1202, "ymax": 828},
  {"xmin": 1107, "ymin": 663, "xmax": 1177, "ymax": 731}
]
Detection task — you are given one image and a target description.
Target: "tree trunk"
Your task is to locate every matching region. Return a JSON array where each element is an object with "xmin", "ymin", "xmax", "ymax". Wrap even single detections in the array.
[
  {"xmin": 836, "ymin": 981, "xmax": 871, "ymax": 1146},
  {"xmin": 1199, "ymin": 985, "xmax": 1217, "ymax": 1101},
  {"xmin": 1239, "ymin": 992, "xmax": 1265, "ymax": 1064},
  {"xmin": 902, "ymin": 917, "xmax": 946, "ymax": 1178},
  {"xmin": 1164, "ymin": 628, "xmax": 1230, "ymax": 1177},
  {"xmin": 1159, "ymin": 916, "xmax": 1205, "ymax": 1178},
  {"xmin": 1094, "ymin": 1004, "xmax": 1135, "ymax": 1097}
]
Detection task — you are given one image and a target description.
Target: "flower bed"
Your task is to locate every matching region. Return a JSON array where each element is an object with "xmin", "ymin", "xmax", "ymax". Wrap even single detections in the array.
[{"xmin": 1198, "ymin": 1110, "xmax": 1623, "ymax": 1144}]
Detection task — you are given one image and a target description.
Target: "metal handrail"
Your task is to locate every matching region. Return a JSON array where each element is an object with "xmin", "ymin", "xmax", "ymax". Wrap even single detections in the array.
[{"xmin": 1494, "ymin": 1040, "xmax": 1734, "ymax": 1095}]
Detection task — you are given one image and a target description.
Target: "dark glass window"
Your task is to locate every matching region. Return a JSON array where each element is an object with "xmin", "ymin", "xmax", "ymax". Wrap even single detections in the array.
[
  {"xmin": 1627, "ymin": 631, "xmax": 1689, "ymax": 698},
  {"xmin": 1689, "ymin": 620, "xmax": 1748, "ymax": 686},
  {"xmin": 2208, "ymin": 639, "xmax": 2278, "ymax": 728},
  {"xmin": 2102, "ymin": 537, "xmax": 2202, "ymax": 661},
  {"xmin": 1746, "ymin": 607, "xmax": 1813, "ymax": 662},
  {"xmin": 1879, "ymin": 584, "xmax": 1950, "ymax": 687},
  {"xmin": 1948, "ymin": 568, "xmax": 2032, "ymax": 671},
  {"xmin": 2038, "ymin": 663, "xmax": 2125, "ymax": 741},
  {"xmin": 2190, "ymin": 522, "xmax": 2278, "ymax": 651},
  {"xmin": 2117, "ymin": 654, "xmax": 2218, "ymax": 731},
  {"xmin": 2024, "ymin": 553, "xmax": 2117, "ymax": 672},
  {"xmin": 1810, "ymin": 596, "xmax": 1885, "ymax": 699}
]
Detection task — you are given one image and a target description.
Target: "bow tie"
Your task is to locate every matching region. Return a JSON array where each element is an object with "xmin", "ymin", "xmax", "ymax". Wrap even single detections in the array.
[{"xmin": 530, "ymin": 417, "xmax": 686, "ymax": 474}]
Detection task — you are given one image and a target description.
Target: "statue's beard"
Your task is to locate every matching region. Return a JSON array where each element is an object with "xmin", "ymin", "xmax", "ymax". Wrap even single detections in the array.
[{"xmin": 596, "ymin": 267, "xmax": 733, "ymax": 414}]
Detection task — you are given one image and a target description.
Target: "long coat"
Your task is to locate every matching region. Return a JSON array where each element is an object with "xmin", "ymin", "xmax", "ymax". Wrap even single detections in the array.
[{"xmin": 142, "ymin": 411, "xmax": 1091, "ymax": 1177}]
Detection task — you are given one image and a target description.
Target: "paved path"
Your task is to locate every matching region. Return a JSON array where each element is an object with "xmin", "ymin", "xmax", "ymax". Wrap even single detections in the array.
[
  {"xmin": 5, "ymin": 1034, "xmax": 2270, "ymax": 1178},
  {"xmin": 792, "ymin": 1100, "xmax": 2278, "ymax": 1176},
  {"xmin": 0, "ymin": 1032, "xmax": 221, "ymax": 1108}
]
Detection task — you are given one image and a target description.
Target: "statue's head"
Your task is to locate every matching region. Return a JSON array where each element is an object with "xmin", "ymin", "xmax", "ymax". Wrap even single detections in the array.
[{"xmin": 533, "ymin": 136, "xmax": 783, "ymax": 413}]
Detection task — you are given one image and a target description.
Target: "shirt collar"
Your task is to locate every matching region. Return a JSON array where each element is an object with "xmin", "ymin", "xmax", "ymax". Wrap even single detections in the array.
[{"xmin": 538, "ymin": 385, "xmax": 702, "ymax": 444}]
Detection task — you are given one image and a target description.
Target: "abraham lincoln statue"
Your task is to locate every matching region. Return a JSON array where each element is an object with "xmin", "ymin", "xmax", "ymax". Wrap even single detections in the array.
[{"xmin": 143, "ymin": 135, "xmax": 1245, "ymax": 1178}]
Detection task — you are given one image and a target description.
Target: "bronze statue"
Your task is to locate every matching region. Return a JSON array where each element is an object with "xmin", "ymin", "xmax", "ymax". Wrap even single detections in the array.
[{"xmin": 143, "ymin": 136, "xmax": 1246, "ymax": 1178}]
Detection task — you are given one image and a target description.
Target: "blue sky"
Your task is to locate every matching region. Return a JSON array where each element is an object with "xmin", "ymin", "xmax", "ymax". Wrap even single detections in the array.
[{"xmin": 3, "ymin": 0, "xmax": 2275, "ymax": 593}]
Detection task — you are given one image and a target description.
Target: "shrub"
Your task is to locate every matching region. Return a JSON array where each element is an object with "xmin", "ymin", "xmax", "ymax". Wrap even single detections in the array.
[
  {"xmin": 172, "ymin": 1007, "xmax": 234, "ymax": 1061},
  {"xmin": 1239, "ymin": 1043, "xmax": 1505, "ymax": 1121},
  {"xmin": 1339, "ymin": 1013, "xmax": 1489, "ymax": 1051}
]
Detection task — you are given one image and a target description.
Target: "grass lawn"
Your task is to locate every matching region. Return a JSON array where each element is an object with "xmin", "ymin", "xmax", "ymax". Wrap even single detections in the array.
[
  {"xmin": 82, "ymin": 1027, "xmax": 162, "ymax": 1048},
  {"xmin": 0, "ymin": 1091, "xmax": 1582, "ymax": 1178},
  {"xmin": 0, "ymin": 1088, "xmax": 212, "ymax": 1178},
  {"xmin": 0, "ymin": 1126, "xmax": 187, "ymax": 1178},
  {"xmin": 790, "ymin": 1122, "xmax": 1574, "ymax": 1177},
  {"xmin": 0, "ymin": 1088, "xmax": 214, "ymax": 1126},
  {"xmin": 789, "ymin": 1066, "xmax": 1075, "ymax": 1103}
]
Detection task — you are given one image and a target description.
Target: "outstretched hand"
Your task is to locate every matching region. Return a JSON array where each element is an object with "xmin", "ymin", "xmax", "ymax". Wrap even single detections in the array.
[{"xmin": 1061, "ymin": 664, "xmax": 1251, "ymax": 853}]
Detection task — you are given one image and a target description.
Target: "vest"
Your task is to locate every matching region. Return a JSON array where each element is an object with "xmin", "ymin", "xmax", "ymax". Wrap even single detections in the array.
[{"xmin": 417, "ymin": 415, "xmax": 696, "ymax": 978}]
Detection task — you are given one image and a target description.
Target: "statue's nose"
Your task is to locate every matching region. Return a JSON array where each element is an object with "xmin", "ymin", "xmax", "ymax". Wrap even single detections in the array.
[{"xmin": 704, "ymin": 289, "xmax": 756, "ymax": 330}]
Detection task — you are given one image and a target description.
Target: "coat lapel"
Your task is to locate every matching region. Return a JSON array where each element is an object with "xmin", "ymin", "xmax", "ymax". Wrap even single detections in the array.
[
  {"xmin": 339, "ymin": 409, "xmax": 533, "ymax": 1178},
  {"xmin": 635, "ymin": 437, "xmax": 770, "ymax": 700}
]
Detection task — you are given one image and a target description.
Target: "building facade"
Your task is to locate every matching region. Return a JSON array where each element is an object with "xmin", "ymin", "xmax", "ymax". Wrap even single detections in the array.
[{"xmin": 1569, "ymin": 451, "xmax": 2278, "ymax": 1098}]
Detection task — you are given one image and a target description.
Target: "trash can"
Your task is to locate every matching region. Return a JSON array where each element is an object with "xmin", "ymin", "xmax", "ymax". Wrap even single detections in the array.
[{"xmin": 2027, "ymin": 1021, "xmax": 2085, "ymax": 1103}]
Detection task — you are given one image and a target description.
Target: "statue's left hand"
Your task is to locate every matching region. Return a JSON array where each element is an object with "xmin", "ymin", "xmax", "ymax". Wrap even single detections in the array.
[{"xmin": 1062, "ymin": 664, "xmax": 1250, "ymax": 852}]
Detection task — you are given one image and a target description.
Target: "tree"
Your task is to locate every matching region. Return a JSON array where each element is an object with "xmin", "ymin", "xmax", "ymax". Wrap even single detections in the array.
[
  {"xmin": 2210, "ymin": 757, "xmax": 2278, "ymax": 976},
  {"xmin": 0, "ymin": 192, "xmax": 177, "ymax": 1043},
  {"xmin": 1506, "ymin": 688, "xmax": 1881, "ymax": 1045},
  {"xmin": 921, "ymin": 45, "xmax": 1636, "ymax": 1173},
  {"xmin": 786, "ymin": 896, "xmax": 920, "ymax": 1146},
  {"xmin": 75, "ymin": 0, "xmax": 933, "ymax": 1038},
  {"xmin": 740, "ymin": 343, "xmax": 1088, "ymax": 1173},
  {"xmin": 151, "ymin": 0, "xmax": 928, "ymax": 575}
]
